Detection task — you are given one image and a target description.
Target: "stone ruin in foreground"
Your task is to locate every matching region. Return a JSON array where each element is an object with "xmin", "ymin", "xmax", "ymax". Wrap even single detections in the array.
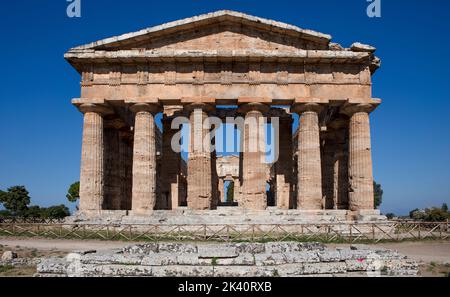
[{"xmin": 37, "ymin": 242, "xmax": 418, "ymax": 277}]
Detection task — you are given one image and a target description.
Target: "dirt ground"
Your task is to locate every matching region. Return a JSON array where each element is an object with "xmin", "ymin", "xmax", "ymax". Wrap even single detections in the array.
[
  {"xmin": 1, "ymin": 237, "xmax": 449, "ymax": 277},
  {"xmin": 330, "ymin": 241, "xmax": 450, "ymax": 277}
]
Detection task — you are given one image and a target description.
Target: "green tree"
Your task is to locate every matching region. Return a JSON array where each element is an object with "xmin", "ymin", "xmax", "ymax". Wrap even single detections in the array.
[
  {"xmin": 41, "ymin": 205, "xmax": 70, "ymax": 219},
  {"xmin": 25, "ymin": 206, "xmax": 42, "ymax": 218},
  {"xmin": 0, "ymin": 186, "xmax": 30, "ymax": 216},
  {"xmin": 410, "ymin": 208, "xmax": 425, "ymax": 220},
  {"xmin": 66, "ymin": 182, "xmax": 80, "ymax": 203},
  {"xmin": 226, "ymin": 182, "xmax": 235, "ymax": 203},
  {"xmin": 374, "ymin": 181, "xmax": 383, "ymax": 209},
  {"xmin": 0, "ymin": 210, "xmax": 12, "ymax": 217},
  {"xmin": 385, "ymin": 213, "xmax": 396, "ymax": 220}
]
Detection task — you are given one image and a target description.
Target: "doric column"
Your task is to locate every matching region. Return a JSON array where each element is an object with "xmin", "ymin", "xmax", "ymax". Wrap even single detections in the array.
[
  {"xmin": 161, "ymin": 116, "xmax": 182, "ymax": 210},
  {"xmin": 218, "ymin": 178, "xmax": 225, "ymax": 203},
  {"xmin": 119, "ymin": 130, "xmax": 133, "ymax": 210},
  {"xmin": 275, "ymin": 117, "xmax": 293, "ymax": 209},
  {"xmin": 292, "ymin": 103, "xmax": 324, "ymax": 210},
  {"xmin": 343, "ymin": 104, "xmax": 375, "ymax": 211},
  {"xmin": 233, "ymin": 178, "xmax": 241, "ymax": 205},
  {"xmin": 239, "ymin": 103, "xmax": 270, "ymax": 210},
  {"xmin": 130, "ymin": 103, "xmax": 160, "ymax": 214},
  {"xmin": 78, "ymin": 104, "xmax": 112, "ymax": 213},
  {"xmin": 104, "ymin": 127, "xmax": 121, "ymax": 210},
  {"xmin": 186, "ymin": 104, "xmax": 215, "ymax": 210},
  {"xmin": 321, "ymin": 131, "xmax": 336, "ymax": 210}
]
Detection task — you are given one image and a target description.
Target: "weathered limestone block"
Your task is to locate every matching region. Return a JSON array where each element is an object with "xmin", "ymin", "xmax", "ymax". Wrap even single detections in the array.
[
  {"xmin": 292, "ymin": 103, "xmax": 323, "ymax": 210},
  {"xmin": 159, "ymin": 243, "xmax": 198, "ymax": 254},
  {"xmin": 255, "ymin": 252, "xmax": 320, "ymax": 266},
  {"xmin": 81, "ymin": 253, "xmax": 143, "ymax": 265},
  {"xmin": 131, "ymin": 103, "xmax": 160, "ymax": 214},
  {"xmin": 229, "ymin": 243, "xmax": 266, "ymax": 254},
  {"xmin": 274, "ymin": 264, "xmax": 304, "ymax": 277},
  {"xmin": 265, "ymin": 242, "xmax": 325, "ymax": 254},
  {"xmin": 302, "ymin": 262, "xmax": 347, "ymax": 275},
  {"xmin": 198, "ymin": 244, "xmax": 238, "ymax": 259},
  {"xmin": 215, "ymin": 254, "xmax": 256, "ymax": 266},
  {"xmin": 383, "ymin": 260, "xmax": 419, "ymax": 276},
  {"xmin": 152, "ymin": 266, "xmax": 214, "ymax": 277},
  {"xmin": 254, "ymin": 254, "xmax": 288, "ymax": 266},
  {"xmin": 80, "ymin": 264, "xmax": 153, "ymax": 277},
  {"xmin": 1, "ymin": 251, "xmax": 18, "ymax": 261},
  {"xmin": 37, "ymin": 258, "xmax": 70, "ymax": 275},
  {"xmin": 318, "ymin": 250, "xmax": 341, "ymax": 262},
  {"xmin": 213, "ymin": 266, "xmax": 273, "ymax": 277},
  {"xmin": 123, "ymin": 243, "xmax": 159, "ymax": 255},
  {"xmin": 337, "ymin": 249, "xmax": 373, "ymax": 261},
  {"xmin": 141, "ymin": 254, "xmax": 178, "ymax": 266},
  {"xmin": 176, "ymin": 254, "xmax": 200, "ymax": 265},
  {"xmin": 345, "ymin": 259, "xmax": 372, "ymax": 272},
  {"xmin": 284, "ymin": 252, "xmax": 321, "ymax": 264}
]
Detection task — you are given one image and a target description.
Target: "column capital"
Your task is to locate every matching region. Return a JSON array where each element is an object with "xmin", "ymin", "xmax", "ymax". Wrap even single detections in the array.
[
  {"xmin": 341, "ymin": 103, "xmax": 377, "ymax": 116},
  {"xmin": 79, "ymin": 103, "xmax": 114, "ymax": 116},
  {"xmin": 184, "ymin": 103, "xmax": 215, "ymax": 114},
  {"xmin": 291, "ymin": 103, "xmax": 324, "ymax": 115},
  {"xmin": 238, "ymin": 103, "xmax": 270, "ymax": 114},
  {"xmin": 130, "ymin": 103, "xmax": 161, "ymax": 114}
]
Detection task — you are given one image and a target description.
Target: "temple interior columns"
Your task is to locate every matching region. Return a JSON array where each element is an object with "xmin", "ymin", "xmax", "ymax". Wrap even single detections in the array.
[
  {"xmin": 76, "ymin": 101, "xmax": 378, "ymax": 215},
  {"xmin": 275, "ymin": 117, "xmax": 294, "ymax": 209},
  {"xmin": 161, "ymin": 116, "xmax": 183, "ymax": 210}
]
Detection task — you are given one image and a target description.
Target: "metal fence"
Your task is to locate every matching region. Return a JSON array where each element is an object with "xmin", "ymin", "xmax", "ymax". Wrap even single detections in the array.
[{"xmin": 0, "ymin": 221, "xmax": 448, "ymax": 243}]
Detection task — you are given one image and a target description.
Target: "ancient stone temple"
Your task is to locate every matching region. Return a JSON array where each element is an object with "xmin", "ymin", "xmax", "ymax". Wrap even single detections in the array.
[{"xmin": 65, "ymin": 10, "xmax": 382, "ymax": 222}]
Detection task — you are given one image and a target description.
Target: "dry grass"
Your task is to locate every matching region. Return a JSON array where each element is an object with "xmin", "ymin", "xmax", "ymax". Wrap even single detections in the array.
[{"xmin": 419, "ymin": 262, "xmax": 450, "ymax": 277}]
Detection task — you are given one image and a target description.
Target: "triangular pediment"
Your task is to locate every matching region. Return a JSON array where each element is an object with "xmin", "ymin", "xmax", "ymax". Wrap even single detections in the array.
[{"xmin": 70, "ymin": 10, "xmax": 332, "ymax": 52}]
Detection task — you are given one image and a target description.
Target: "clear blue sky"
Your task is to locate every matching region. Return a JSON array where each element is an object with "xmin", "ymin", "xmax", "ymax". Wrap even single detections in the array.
[{"xmin": 1, "ymin": 0, "xmax": 449, "ymax": 215}]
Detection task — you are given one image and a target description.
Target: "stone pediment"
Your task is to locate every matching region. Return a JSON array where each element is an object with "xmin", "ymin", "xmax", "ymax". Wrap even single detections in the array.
[
  {"xmin": 69, "ymin": 10, "xmax": 331, "ymax": 52},
  {"xmin": 66, "ymin": 10, "xmax": 380, "ymax": 74}
]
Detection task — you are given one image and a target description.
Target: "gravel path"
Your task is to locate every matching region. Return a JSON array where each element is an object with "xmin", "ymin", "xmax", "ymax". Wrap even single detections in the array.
[{"xmin": 1, "ymin": 237, "xmax": 449, "ymax": 264}]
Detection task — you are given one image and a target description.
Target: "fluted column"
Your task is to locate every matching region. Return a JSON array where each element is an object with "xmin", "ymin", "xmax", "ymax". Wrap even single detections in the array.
[
  {"xmin": 233, "ymin": 178, "xmax": 241, "ymax": 205},
  {"xmin": 78, "ymin": 104, "xmax": 112, "ymax": 213},
  {"xmin": 239, "ymin": 103, "xmax": 269, "ymax": 210},
  {"xmin": 344, "ymin": 104, "xmax": 375, "ymax": 211},
  {"xmin": 218, "ymin": 178, "xmax": 225, "ymax": 203},
  {"xmin": 130, "ymin": 103, "xmax": 160, "ymax": 214},
  {"xmin": 104, "ymin": 127, "xmax": 122, "ymax": 210},
  {"xmin": 161, "ymin": 117, "xmax": 182, "ymax": 210},
  {"xmin": 186, "ymin": 104, "xmax": 214, "ymax": 210},
  {"xmin": 119, "ymin": 131, "xmax": 133, "ymax": 210},
  {"xmin": 275, "ymin": 117, "xmax": 293, "ymax": 209},
  {"xmin": 292, "ymin": 103, "xmax": 323, "ymax": 210}
]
